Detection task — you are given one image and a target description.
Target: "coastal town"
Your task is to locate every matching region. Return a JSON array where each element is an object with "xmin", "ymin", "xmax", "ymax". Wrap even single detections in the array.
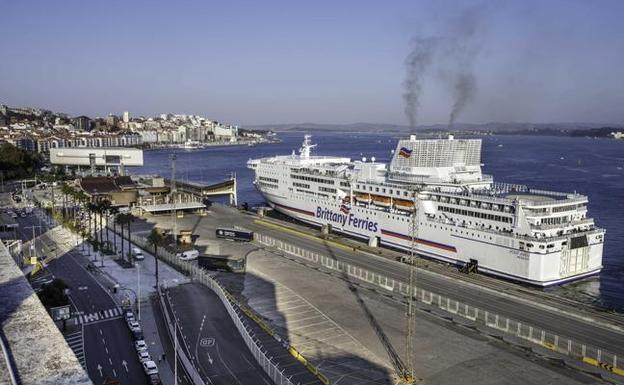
[{"xmin": 0, "ymin": 103, "xmax": 276, "ymax": 154}]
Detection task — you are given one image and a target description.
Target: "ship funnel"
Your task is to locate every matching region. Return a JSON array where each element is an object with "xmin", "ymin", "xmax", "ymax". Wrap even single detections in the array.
[{"xmin": 410, "ymin": 134, "xmax": 417, "ymax": 142}]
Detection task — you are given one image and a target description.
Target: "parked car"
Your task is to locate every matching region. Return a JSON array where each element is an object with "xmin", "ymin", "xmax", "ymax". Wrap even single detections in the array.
[
  {"xmin": 147, "ymin": 374, "xmax": 162, "ymax": 385},
  {"xmin": 176, "ymin": 249, "xmax": 199, "ymax": 261},
  {"xmin": 123, "ymin": 309, "xmax": 135, "ymax": 323},
  {"xmin": 132, "ymin": 329, "xmax": 144, "ymax": 341},
  {"xmin": 128, "ymin": 320, "xmax": 141, "ymax": 331},
  {"xmin": 142, "ymin": 360, "xmax": 158, "ymax": 376},
  {"xmin": 135, "ymin": 339, "xmax": 148, "ymax": 352},
  {"xmin": 132, "ymin": 247, "xmax": 144, "ymax": 260},
  {"xmin": 137, "ymin": 349, "xmax": 151, "ymax": 363}
]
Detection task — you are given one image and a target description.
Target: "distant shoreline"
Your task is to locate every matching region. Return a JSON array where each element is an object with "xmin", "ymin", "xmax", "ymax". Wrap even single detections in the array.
[{"xmin": 143, "ymin": 137, "xmax": 281, "ymax": 151}]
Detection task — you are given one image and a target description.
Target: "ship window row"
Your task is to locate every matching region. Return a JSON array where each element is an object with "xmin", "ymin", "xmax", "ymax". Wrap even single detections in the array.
[
  {"xmin": 258, "ymin": 181, "xmax": 278, "ymax": 189},
  {"xmin": 291, "ymin": 174, "xmax": 335, "ymax": 185},
  {"xmin": 339, "ymin": 181, "xmax": 350, "ymax": 187},
  {"xmin": 438, "ymin": 205, "xmax": 512, "ymax": 223},
  {"xmin": 293, "ymin": 182, "xmax": 310, "ymax": 189},
  {"xmin": 356, "ymin": 184, "xmax": 410, "ymax": 197},
  {"xmin": 319, "ymin": 186, "xmax": 337, "ymax": 193},
  {"xmin": 259, "ymin": 176, "xmax": 279, "ymax": 184},
  {"xmin": 552, "ymin": 204, "xmax": 583, "ymax": 213}
]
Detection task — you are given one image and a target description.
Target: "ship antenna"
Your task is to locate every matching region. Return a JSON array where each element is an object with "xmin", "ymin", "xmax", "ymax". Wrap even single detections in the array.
[{"xmin": 299, "ymin": 135, "xmax": 317, "ymax": 159}]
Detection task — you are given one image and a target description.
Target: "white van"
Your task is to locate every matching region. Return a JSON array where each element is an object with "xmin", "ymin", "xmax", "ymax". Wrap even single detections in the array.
[
  {"xmin": 132, "ymin": 247, "xmax": 144, "ymax": 260},
  {"xmin": 176, "ymin": 249, "xmax": 199, "ymax": 261}
]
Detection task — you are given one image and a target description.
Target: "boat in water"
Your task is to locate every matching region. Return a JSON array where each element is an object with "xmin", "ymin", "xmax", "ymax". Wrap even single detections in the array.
[
  {"xmin": 248, "ymin": 135, "xmax": 604, "ymax": 286},
  {"xmin": 180, "ymin": 140, "xmax": 205, "ymax": 150}
]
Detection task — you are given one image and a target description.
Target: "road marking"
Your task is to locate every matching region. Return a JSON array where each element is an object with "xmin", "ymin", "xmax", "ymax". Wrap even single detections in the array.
[
  {"xmin": 99, "ymin": 329, "xmax": 102, "ymax": 335},
  {"xmin": 105, "ymin": 347, "xmax": 108, "ymax": 354},
  {"xmin": 97, "ymin": 364, "xmax": 103, "ymax": 377},
  {"xmin": 102, "ymin": 338, "xmax": 106, "ymax": 345},
  {"xmin": 64, "ymin": 331, "xmax": 86, "ymax": 370},
  {"xmin": 122, "ymin": 360, "xmax": 128, "ymax": 372},
  {"xmin": 77, "ymin": 308, "xmax": 122, "ymax": 325},
  {"xmin": 112, "ymin": 369, "xmax": 117, "ymax": 377},
  {"xmin": 108, "ymin": 357, "xmax": 112, "ymax": 365}
]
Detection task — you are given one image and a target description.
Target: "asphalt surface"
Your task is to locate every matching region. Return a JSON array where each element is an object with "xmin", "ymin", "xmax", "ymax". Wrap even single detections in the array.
[
  {"xmin": 3, "ymin": 196, "xmax": 150, "ymax": 385},
  {"xmin": 176, "ymin": 205, "xmax": 624, "ymax": 358},
  {"xmin": 45, "ymin": 246, "xmax": 148, "ymax": 384},
  {"xmin": 163, "ymin": 282, "xmax": 275, "ymax": 385}
]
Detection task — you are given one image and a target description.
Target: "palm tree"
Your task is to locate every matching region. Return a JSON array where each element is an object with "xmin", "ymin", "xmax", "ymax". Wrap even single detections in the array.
[
  {"xmin": 86, "ymin": 202, "xmax": 98, "ymax": 247},
  {"xmin": 99, "ymin": 200, "xmax": 112, "ymax": 251},
  {"xmin": 115, "ymin": 213, "xmax": 129, "ymax": 261},
  {"xmin": 109, "ymin": 206, "xmax": 119, "ymax": 254},
  {"xmin": 115, "ymin": 213, "xmax": 134, "ymax": 263},
  {"xmin": 147, "ymin": 228, "xmax": 164, "ymax": 287}
]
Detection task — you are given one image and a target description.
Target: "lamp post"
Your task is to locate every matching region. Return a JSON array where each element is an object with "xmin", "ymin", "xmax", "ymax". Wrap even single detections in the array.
[{"xmin": 137, "ymin": 263, "xmax": 141, "ymax": 321}]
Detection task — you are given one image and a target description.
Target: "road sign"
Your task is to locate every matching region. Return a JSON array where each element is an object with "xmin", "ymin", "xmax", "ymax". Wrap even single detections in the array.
[{"xmin": 50, "ymin": 305, "xmax": 71, "ymax": 321}]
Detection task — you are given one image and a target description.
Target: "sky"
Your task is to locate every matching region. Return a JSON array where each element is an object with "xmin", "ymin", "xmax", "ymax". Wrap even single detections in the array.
[{"xmin": 1, "ymin": 0, "xmax": 623, "ymax": 126}]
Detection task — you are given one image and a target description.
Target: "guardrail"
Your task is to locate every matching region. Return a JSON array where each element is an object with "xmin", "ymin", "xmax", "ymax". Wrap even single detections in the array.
[
  {"xmin": 255, "ymin": 233, "xmax": 624, "ymax": 379},
  {"xmin": 130, "ymin": 233, "xmax": 296, "ymax": 385}
]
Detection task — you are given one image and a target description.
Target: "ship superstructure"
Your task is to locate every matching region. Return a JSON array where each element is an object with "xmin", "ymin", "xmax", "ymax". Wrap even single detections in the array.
[{"xmin": 248, "ymin": 135, "xmax": 604, "ymax": 286}]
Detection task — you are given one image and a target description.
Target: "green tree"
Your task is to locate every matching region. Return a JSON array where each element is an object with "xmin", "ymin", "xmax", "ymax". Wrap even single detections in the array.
[
  {"xmin": 37, "ymin": 278, "xmax": 69, "ymax": 308},
  {"xmin": 147, "ymin": 228, "xmax": 164, "ymax": 287},
  {"xmin": 0, "ymin": 143, "xmax": 42, "ymax": 180}
]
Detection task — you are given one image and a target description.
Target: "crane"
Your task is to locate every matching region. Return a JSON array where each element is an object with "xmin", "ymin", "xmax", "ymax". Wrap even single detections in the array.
[{"xmin": 401, "ymin": 189, "xmax": 419, "ymax": 384}]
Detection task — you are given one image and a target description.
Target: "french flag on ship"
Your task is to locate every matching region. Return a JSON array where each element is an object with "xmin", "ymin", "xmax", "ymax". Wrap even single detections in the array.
[
  {"xmin": 399, "ymin": 147, "xmax": 412, "ymax": 158},
  {"xmin": 340, "ymin": 202, "xmax": 351, "ymax": 214}
]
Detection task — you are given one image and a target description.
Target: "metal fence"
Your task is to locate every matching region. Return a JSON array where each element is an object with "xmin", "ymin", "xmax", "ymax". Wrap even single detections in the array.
[
  {"xmin": 255, "ymin": 233, "xmax": 624, "ymax": 378},
  {"xmin": 131, "ymin": 234, "xmax": 296, "ymax": 385}
]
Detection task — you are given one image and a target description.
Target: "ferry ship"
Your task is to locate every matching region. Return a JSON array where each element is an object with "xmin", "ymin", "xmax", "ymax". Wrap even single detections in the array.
[{"xmin": 247, "ymin": 135, "xmax": 604, "ymax": 286}]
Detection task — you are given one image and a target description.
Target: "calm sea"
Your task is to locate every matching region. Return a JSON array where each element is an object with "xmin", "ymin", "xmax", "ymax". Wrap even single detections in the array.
[{"xmin": 133, "ymin": 132, "xmax": 624, "ymax": 311}]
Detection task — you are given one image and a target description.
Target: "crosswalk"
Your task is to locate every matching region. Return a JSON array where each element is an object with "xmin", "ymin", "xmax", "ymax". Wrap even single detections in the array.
[
  {"xmin": 75, "ymin": 307, "xmax": 123, "ymax": 325},
  {"xmin": 65, "ymin": 331, "xmax": 86, "ymax": 370}
]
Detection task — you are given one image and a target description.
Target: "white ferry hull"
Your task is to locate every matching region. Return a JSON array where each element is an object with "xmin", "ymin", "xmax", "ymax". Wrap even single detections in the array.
[{"xmin": 259, "ymin": 189, "xmax": 602, "ymax": 287}]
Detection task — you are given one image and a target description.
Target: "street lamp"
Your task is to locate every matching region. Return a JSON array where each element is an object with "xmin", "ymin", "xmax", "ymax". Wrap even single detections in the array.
[{"xmin": 137, "ymin": 263, "xmax": 141, "ymax": 321}]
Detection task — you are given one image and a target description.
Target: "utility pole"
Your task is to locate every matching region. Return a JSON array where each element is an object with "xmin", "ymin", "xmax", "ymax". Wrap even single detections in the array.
[
  {"xmin": 170, "ymin": 154, "xmax": 177, "ymax": 250},
  {"xmin": 137, "ymin": 264, "xmax": 141, "ymax": 321},
  {"xmin": 24, "ymin": 225, "xmax": 43, "ymax": 261}
]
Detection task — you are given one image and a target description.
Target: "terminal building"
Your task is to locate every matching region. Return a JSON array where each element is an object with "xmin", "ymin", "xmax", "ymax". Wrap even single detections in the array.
[{"xmin": 49, "ymin": 147, "xmax": 143, "ymax": 175}]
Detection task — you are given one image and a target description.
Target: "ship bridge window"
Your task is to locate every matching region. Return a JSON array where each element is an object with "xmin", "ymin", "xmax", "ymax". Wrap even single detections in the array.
[{"xmin": 375, "ymin": 187, "xmax": 380, "ymax": 192}]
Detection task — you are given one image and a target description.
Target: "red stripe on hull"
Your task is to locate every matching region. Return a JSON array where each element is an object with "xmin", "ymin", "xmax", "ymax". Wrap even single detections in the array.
[
  {"xmin": 273, "ymin": 202, "xmax": 316, "ymax": 217},
  {"xmin": 381, "ymin": 229, "xmax": 457, "ymax": 253}
]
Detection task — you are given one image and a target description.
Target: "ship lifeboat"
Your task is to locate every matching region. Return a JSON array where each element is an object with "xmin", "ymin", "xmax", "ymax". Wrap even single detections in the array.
[
  {"xmin": 354, "ymin": 193, "xmax": 371, "ymax": 204},
  {"xmin": 394, "ymin": 199, "xmax": 414, "ymax": 210},
  {"xmin": 371, "ymin": 195, "xmax": 391, "ymax": 207}
]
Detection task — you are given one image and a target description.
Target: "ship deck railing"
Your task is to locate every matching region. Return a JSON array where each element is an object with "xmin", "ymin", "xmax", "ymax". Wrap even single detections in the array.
[{"xmin": 426, "ymin": 216, "xmax": 603, "ymax": 243}]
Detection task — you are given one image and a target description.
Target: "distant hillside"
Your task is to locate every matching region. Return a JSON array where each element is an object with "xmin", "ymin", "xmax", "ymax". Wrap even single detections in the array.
[{"xmin": 249, "ymin": 122, "xmax": 624, "ymax": 136}]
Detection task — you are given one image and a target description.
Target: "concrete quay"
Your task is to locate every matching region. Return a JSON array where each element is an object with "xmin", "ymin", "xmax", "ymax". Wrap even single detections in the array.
[{"xmin": 129, "ymin": 204, "xmax": 624, "ymax": 384}]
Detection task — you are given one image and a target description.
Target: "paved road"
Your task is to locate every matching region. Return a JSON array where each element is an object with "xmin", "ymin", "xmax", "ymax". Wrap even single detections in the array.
[
  {"xmin": 46, "ymin": 249, "xmax": 148, "ymax": 384},
  {"xmin": 251, "ymin": 220, "xmax": 624, "ymax": 355},
  {"xmin": 164, "ymin": 282, "xmax": 275, "ymax": 385},
  {"xmin": 174, "ymin": 205, "xmax": 624, "ymax": 359}
]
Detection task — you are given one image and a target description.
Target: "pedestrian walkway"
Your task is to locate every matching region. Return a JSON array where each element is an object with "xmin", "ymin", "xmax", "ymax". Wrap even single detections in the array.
[
  {"xmin": 74, "ymin": 307, "xmax": 123, "ymax": 325},
  {"xmin": 64, "ymin": 331, "xmax": 86, "ymax": 370}
]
